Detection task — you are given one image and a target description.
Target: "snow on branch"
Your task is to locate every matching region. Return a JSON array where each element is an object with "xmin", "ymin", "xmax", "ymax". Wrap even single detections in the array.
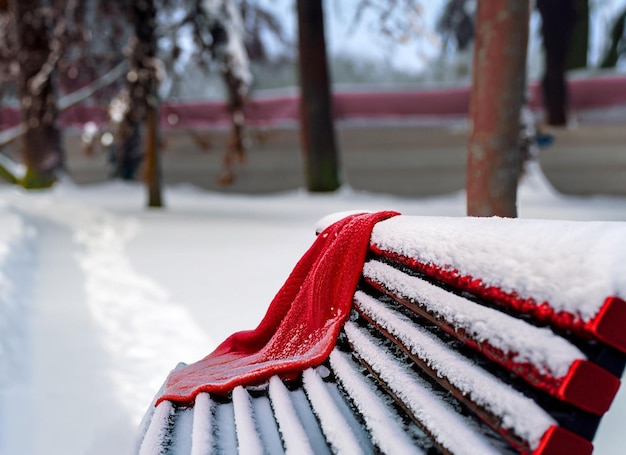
[
  {"xmin": 201, "ymin": 0, "xmax": 252, "ymax": 91},
  {"xmin": 199, "ymin": 0, "xmax": 253, "ymax": 185}
]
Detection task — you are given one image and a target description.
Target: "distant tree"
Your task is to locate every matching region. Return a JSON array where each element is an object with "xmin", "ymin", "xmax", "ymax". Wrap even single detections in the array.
[
  {"xmin": 466, "ymin": 0, "xmax": 529, "ymax": 217},
  {"xmin": 197, "ymin": 0, "xmax": 252, "ymax": 186},
  {"xmin": 296, "ymin": 0, "xmax": 341, "ymax": 192},
  {"xmin": 1, "ymin": 0, "xmax": 252, "ymax": 195},
  {"xmin": 351, "ymin": 0, "xmax": 425, "ymax": 44},
  {"xmin": 128, "ymin": 0, "xmax": 163, "ymax": 208},
  {"xmin": 437, "ymin": 0, "xmax": 474, "ymax": 53},
  {"xmin": 567, "ymin": 0, "xmax": 589, "ymax": 70},
  {"xmin": 6, "ymin": 0, "xmax": 65, "ymax": 188},
  {"xmin": 536, "ymin": 0, "xmax": 577, "ymax": 126},
  {"xmin": 239, "ymin": 0, "xmax": 290, "ymax": 63},
  {"xmin": 58, "ymin": 1, "xmax": 130, "ymax": 103},
  {"xmin": 600, "ymin": 7, "xmax": 626, "ymax": 68},
  {"xmin": 1, "ymin": 0, "xmax": 132, "ymax": 187},
  {"xmin": 161, "ymin": 0, "xmax": 252, "ymax": 186}
]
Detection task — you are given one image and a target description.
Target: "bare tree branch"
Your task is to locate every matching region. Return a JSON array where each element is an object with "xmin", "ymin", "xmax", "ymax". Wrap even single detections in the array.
[{"xmin": 1, "ymin": 60, "xmax": 127, "ymax": 148}]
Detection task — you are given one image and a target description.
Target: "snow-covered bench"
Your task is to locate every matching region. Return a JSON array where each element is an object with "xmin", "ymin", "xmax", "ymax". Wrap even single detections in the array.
[{"xmin": 135, "ymin": 215, "xmax": 626, "ymax": 455}]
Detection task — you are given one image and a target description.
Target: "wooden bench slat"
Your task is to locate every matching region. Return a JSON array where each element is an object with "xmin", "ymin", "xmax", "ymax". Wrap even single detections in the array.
[
  {"xmin": 343, "ymin": 321, "xmax": 505, "ymax": 455},
  {"xmin": 369, "ymin": 216, "xmax": 626, "ymax": 353},
  {"xmin": 588, "ymin": 296, "xmax": 626, "ymax": 355},
  {"xmin": 190, "ymin": 393, "xmax": 214, "ymax": 455},
  {"xmin": 213, "ymin": 397, "xmax": 237, "ymax": 453},
  {"xmin": 232, "ymin": 386, "xmax": 266, "ymax": 455},
  {"xmin": 171, "ymin": 407, "xmax": 194, "ymax": 454},
  {"xmin": 277, "ymin": 380, "xmax": 334, "ymax": 455},
  {"xmin": 533, "ymin": 426, "xmax": 593, "ymax": 455},
  {"xmin": 138, "ymin": 400, "xmax": 175, "ymax": 455},
  {"xmin": 353, "ymin": 289, "xmax": 558, "ymax": 452},
  {"xmin": 363, "ymin": 260, "xmax": 621, "ymax": 415},
  {"xmin": 302, "ymin": 367, "xmax": 375, "ymax": 454},
  {"xmin": 268, "ymin": 376, "xmax": 316, "ymax": 455},
  {"xmin": 252, "ymin": 392, "xmax": 286, "ymax": 453},
  {"xmin": 327, "ymin": 348, "xmax": 426, "ymax": 455}
]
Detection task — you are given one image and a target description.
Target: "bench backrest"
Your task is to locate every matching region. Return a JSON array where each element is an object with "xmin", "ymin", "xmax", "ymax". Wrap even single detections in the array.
[{"xmin": 136, "ymin": 216, "xmax": 626, "ymax": 455}]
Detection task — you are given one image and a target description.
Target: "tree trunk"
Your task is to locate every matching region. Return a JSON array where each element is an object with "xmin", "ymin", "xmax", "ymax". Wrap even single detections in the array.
[
  {"xmin": 567, "ymin": 0, "xmax": 589, "ymax": 70},
  {"xmin": 600, "ymin": 8, "xmax": 626, "ymax": 68},
  {"xmin": 144, "ymin": 106, "xmax": 162, "ymax": 207},
  {"xmin": 467, "ymin": 0, "xmax": 529, "ymax": 218},
  {"xmin": 11, "ymin": 0, "xmax": 63, "ymax": 188},
  {"xmin": 537, "ymin": 0, "xmax": 576, "ymax": 126},
  {"xmin": 296, "ymin": 0, "xmax": 341, "ymax": 192},
  {"xmin": 129, "ymin": 0, "xmax": 162, "ymax": 207}
]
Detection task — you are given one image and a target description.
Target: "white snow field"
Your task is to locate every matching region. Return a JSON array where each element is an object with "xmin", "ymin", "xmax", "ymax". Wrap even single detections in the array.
[{"xmin": 1, "ymin": 164, "xmax": 626, "ymax": 455}]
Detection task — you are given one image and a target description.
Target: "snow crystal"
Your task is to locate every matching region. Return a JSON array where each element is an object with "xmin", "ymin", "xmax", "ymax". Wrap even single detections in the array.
[{"xmin": 363, "ymin": 260, "xmax": 585, "ymax": 379}]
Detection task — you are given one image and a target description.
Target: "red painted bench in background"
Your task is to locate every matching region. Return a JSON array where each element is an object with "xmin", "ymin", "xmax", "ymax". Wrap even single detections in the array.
[{"xmin": 135, "ymin": 214, "xmax": 626, "ymax": 455}]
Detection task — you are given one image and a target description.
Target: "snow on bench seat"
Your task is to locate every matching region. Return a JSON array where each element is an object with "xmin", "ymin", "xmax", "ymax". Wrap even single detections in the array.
[
  {"xmin": 136, "ymin": 215, "xmax": 626, "ymax": 455},
  {"xmin": 351, "ymin": 290, "xmax": 558, "ymax": 451},
  {"xmin": 368, "ymin": 216, "xmax": 626, "ymax": 353},
  {"xmin": 362, "ymin": 260, "xmax": 619, "ymax": 415}
]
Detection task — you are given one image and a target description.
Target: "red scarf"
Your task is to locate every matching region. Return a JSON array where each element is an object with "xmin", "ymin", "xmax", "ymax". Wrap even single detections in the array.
[{"xmin": 156, "ymin": 211, "xmax": 399, "ymax": 406}]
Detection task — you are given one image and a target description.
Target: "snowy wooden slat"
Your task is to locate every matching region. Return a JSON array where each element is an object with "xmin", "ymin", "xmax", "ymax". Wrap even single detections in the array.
[
  {"xmin": 369, "ymin": 215, "xmax": 626, "ymax": 352},
  {"xmin": 250, "ymin": 393, "xmax": 285, "ymax": 453},
  {"xmin": 214, "ymin": 398, "xmax": 238, "ymax": 453},
  {"xmin": 232, "ymin": 386, "xmax": 265, "ymax": 455},
  {"xmin": 342, "ymin": 322, "xmax": 501, "ymax": 455},
  {"xmin": 353, "ymin": 290, "xmax": 557, "ymax": 451},
  {"xmin": 370, "ymin": 216, "xmax": 626, "ymax": 320},
  {"xmin": 302, "ymin": 367, "xmax": 369, "ymax": 454},
  {"xmin": 362, "ymin": 259, "xmax": 621, "ymax": 414},
  {"xmin": 364, "ymin": 260, "xmax": 582, "ymax": 376},
  {"xmin": 327, "ymin": 349, "xmax": 425, "ymax": 455},
  {"xmin": 138, "ymin": 400, "xmax": 175, "ymax": 455},
  {"xmin": 191, "ymin": 393, "xmax": 214, "ymax": 455},
  {"xmin": 268, "ymin": 376, "xmax": 315, "ymax": 455},
  {"xmin": 170, "ymin": 407, "xmax": 194, "ymax": 454},
  {"xmin": 139, "ymin": 376, "xmax": 352, "ymax": 455},
  {"xmin": 282, "ymin": 384, "xmax": 334, "ymax": 454}
]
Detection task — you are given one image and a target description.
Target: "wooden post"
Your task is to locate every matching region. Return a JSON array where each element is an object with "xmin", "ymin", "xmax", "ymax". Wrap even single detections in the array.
[
  {"xmin": 296, "ymin": 0, "xmax": 341, "ymax": 192},
  {"xmin": 466, "ymin": 0, "xmax": 529, "ymax": 217}
]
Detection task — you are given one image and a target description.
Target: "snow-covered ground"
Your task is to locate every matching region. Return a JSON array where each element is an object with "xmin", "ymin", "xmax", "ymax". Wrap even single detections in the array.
[{"xmin": 1, "ymin": 163, "xmax": 625, "ymax": 455}]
